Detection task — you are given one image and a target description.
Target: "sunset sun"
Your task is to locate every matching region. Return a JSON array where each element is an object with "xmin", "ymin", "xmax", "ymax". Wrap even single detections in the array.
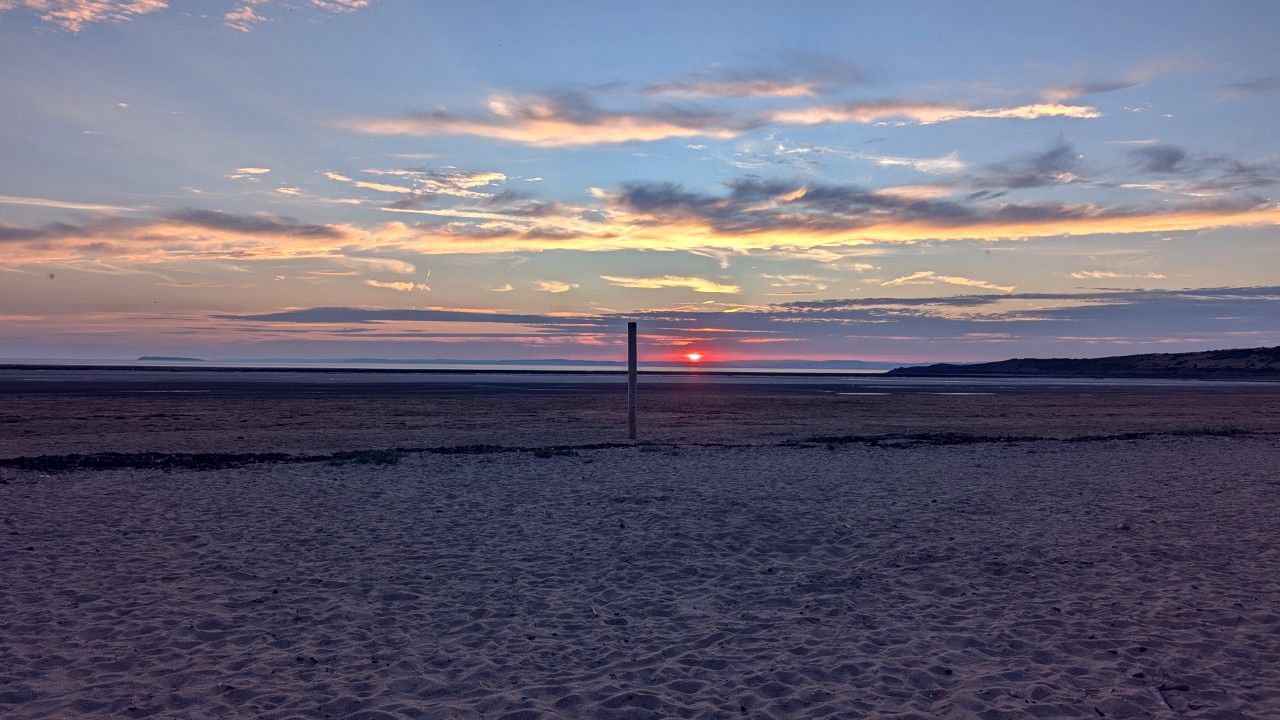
[{"xmin": 685, "ymin": 352, "xmax": 703, "ymax": 363}]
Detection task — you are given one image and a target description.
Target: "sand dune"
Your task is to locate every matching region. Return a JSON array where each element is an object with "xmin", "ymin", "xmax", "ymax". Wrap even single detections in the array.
[{"xmin": 3, "ymin": 392, "xmax": 1280, "ymax": 718}]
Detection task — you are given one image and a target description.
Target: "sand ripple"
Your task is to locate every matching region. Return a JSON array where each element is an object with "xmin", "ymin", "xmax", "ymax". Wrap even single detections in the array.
[{"xmin": 3, "ymin": 435, "xmax": 1279, "ymax": 718}]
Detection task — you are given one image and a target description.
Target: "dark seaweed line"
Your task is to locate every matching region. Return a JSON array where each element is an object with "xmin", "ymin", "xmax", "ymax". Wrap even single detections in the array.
[
  {"xmin": 793, "ymin": 426, "xmax": 1253, "ymax": 449},
  {"xmin": 0, "ymin": 443, "xmax": 635, "ymax": 474},
  {"xmin": 0, "ymin": 429, "xmax": 1258, "ymax": 474}
]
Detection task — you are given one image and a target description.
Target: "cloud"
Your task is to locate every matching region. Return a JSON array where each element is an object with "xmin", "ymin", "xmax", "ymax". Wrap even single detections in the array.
[
  {"xmin": 209, "ymin": 286, "xmax": 1280, "ymax": 361},
  {"xmin": 1130, "ymin": 143, "xmax": 1188, "ymax": 174},
  {"xmin": 0, "ymin": 0, "xmax": 370, "ymax": 32},
  {"xmin": 762, "ymin": 273, "xmax": 829, "ymax": 290},
  {"xmin": 379, "ymin": 169, "xmax": 508, "ymax": 205},
  {"xmin": 1122, "ymin": 144, "xmax": 1277, "ymax": 195},
  {"xmin": 1226, "ymin": 75, "xmax": 1280, "ymax": 94},
  {"xmin": 311, "ymin": 0, "xmax": 369, "ymax": 12},
  {"xmin": 338, "ymin": 92, "xmax": 747, "ymax": 147},
  {"xmin": 365, "ymin": 279, "xmax": 430, "ymax": 292},
  {"xmin": 225, "ymin": 0, "xmax": 370, "ymax": 31},
  {"xmin": 865, "ymin": 151, "xmax": 965, "ymax": 174},
  {"xmin": 491, "ymin": 283, "xmax": 514, "ymax": 292},
  {"xmin": 769, "ymin": 101, "xmax": 1100, "ymax": 127},
  {"xmin": 881, "ymin": 270, "xmax": 1015, "ymax": 293},
  {"xmin": 228, "ymin": 166, "xmax": 272, "ymax": 181},
  {"xmin": 217, "ymin": 306, "xmax": 605, "ymax": 327},
  {"xmin": 1067, "ymin": 270, "xmax": 1167, "ymax": 280},
  {"xmin": 600, "ymin": 176, "xmax": 1280, "ymax": 245},
  {"xmin": 340, "ymin": 86, "xmax": 1100, "ymax": 148},
  {"xmin": 0, "ymin": 208, "xmax": 356, "ymax": 267},
  {"xmin": 0, "ymin": 194, "xmax": 133, "ymax": 212},
  {"xmin": 532, "ymin": 280, "xmax": 577, "ymax": 293},
  {"xmin": 0, "ymin": 0, "xmax": 168, "ymax": 33},
  {"xmin": 600, "ymin": 275, "xmax": 741, "ymax": 293},
  {"xmin": 224, "ymin": 3, "xmax": 266, "ymax": 32},
  {"xmin": 973, "ymin": 138, "xmax": 1084, "ymax": 189},
  {"xmin": 324, "ymin": 171, "xmax": 413, "ymax": 194},
  {"xmin": 4, "ymin": 168, "xmax": 1280, "ymax": 269},
  {"xmin": 642, "ymin": 53, "xmax": 864, "ymax": 98},
  {"xmin": 1040, "ymin": 80, "xmax": 1138, "ymax": 103},
  {"xmin": 159, "ymin": 208, "xmax": 344, "ymax": 238}
]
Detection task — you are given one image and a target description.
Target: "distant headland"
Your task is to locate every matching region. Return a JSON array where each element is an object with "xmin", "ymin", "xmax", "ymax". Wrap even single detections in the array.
[{"xmin": 887, "ymin": 346, "xmax": 1280, "ymax": 379}]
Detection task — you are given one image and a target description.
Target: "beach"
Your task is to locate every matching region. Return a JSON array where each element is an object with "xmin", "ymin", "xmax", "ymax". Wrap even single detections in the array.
[{"xmin": 3, "ymin": 372, "xmax": 1280, "ymax": 718}]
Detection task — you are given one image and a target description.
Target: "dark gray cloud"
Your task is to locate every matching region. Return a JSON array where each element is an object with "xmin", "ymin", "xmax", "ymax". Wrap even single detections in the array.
[
  {"xmin": 1130, "ymin": 143, "xmax": 1188, "ymax": 173},
  {"xmin": 974, "ymin": 138, "xmax": 1083, "ymax": 189},
  {"xmin": 642, "ymin": 51, "xmax": 864, "ymax": 97},
  {"xmin": 1125, "ymin": 144, "xmax": 1277, "ymax": 193},
  {"xmin": 771, "ymin": 287, "xmax": 1280, "ymax": 333},
  {"xmin": 1226, "ymin": 75, "xmax": 1280, "ymax": 93},
  {"xmin": 607, "ymin": 172, "xmax": 1243, "ymax": 237},
  {"xmin": 6, "ymin": 211, "xmax": 343, "ymax": 245},
  {"xmin": 215, "ymin": 307, "xmax": 607, "ymax": 327},
  {"xmin": 480, "ymin": 193, "xmax": 566, "ymax": 218},
  {"xmin": 161, "ymin": 209, "xmax": 344, "ymax": 238},
  {"xmin": 217, "ymin": 288, "xmax": 1280, "ymax": 358},
  {"xmin": 0, "ymin": 222, "xmax": 80, "ymax": 242},
  {"xmin": 1194, "ymin": 159, "xmax": 1276, "ymax": 193},
  {"xmin": 1046, "ymin": 80, "xmax": 1138, "ymax": 99},
  {"xmin": 402, "ymin": 90, "xmax": 758, "ymax": 138}
]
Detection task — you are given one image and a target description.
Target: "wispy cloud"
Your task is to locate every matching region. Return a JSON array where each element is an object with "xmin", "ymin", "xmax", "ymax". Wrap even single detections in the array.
[
  {"xmin": 768, "ymin": 101, "xmax": 1100, "ymax": 127},
  {"xmin": 1121, "ymin": 143, "xmax": 1277, "ymax": 196},
  {"xmin": 762, "ymin": 273, "xmax": 829, "ymax": 291},
  {"xmin": 642, "ymin": 53, "xmax": 864, "ymax": 98},
  {"xmin": 226, "ymin": 0, "xmax": 370, "ymax": 32},
  {"xmin": 209, "ymin": 286, "xmax": 1280, "ymax": 360},
  {"xmin": 365, "ymin": 279, "xmax": 430, "ymax": 292},
  {"xmin": 311, "ymin": 0, "xmax": 369, "ymax": 12},
  {"xmin": 228, "ymin": 166, "xmax": 272, "ymax": 181},
  {"xmin": 224, "ymin": 3, "xmax": 266, "ymax": 32},
  {"xmin": 0, "ymin": 0, "xmax": 371, "ymax": 32},
  {"xmin": 1225, "ymin": 75, "xmax": 1280, "ymax": 94},
  {"xmin": 865, "ymin": 151, "xmax": 965, "ymax": 174},
  {"xmin": 599, "ymin": 177, "xmax": 1280, "ymax": 247},
  {"xmin": 338, "ymin": 92, "xmax": 746, "ymax": 147},
  {"xmin": 882, "ymin": 270, "xmax": 1015, "ymax": 293},
  {"xmin": 970, "ymin": 137, "xmax": 1084, "ymax": 188},
  {"xmin": 324, "ymin": 171, "xmax": 413, "ymax": 194},
  {"xmin": 339, "ymin": 91, "xmax": 1101, "ymax": 147},
  {"xmin": 0, "ymin": 194, "xmax": 133, "ymax": 212},
  {"xmin": 600, "ymin": 275, "xmax": 741, "ymax": 293},
  {"xmin": 1040, "ymin": 80, "xmax": 1137, "ymax": 103},
  {"xmin": 0, "ymin": 0, "xmax": 168, "ymax": 33},
  {"xmin": 532, "ymin": 280, "xmax": 577, "ymax": 293},
  {"xmin": 5, "ymin": 183, "xmax": 1280, "ymax": 267},
  {"xmin": 1068, "ymin": 270, "xmax": 1167, "ymax": 280}
]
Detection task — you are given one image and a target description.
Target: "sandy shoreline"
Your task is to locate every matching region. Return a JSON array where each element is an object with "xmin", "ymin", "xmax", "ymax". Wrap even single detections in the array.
[{"xmin": 3, "ymin": 391, "xmax": 1280, "ymax": 718}]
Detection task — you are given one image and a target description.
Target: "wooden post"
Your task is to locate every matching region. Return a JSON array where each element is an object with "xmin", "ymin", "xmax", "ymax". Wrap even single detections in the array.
[{"xmin": 627, "ymin": 321, "xmax": 637, "ymax": 440}]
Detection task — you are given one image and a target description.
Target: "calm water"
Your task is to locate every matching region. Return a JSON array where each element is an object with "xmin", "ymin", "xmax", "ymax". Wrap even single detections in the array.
[{"xmin": 1, "ymin": 360, "xmax": 1277, "ymax": 397}]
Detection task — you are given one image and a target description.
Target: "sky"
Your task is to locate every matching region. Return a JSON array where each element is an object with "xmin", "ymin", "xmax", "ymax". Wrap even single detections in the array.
[{"xmin": 1, "ymin": 1, "xmax": 1279, "ymax": 365}]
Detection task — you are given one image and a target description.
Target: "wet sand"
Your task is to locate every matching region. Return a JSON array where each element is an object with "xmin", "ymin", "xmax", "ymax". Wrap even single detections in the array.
[{"xmin": 2, "ymin": 371, "xmax": 1279, "ymax": 718}]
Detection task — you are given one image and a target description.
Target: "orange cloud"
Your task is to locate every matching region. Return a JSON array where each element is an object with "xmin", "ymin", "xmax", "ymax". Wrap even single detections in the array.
[
  {"xmin": 600, "ymin": 275, "xmax": 741, "ymax": 293},
  {"xmin": 882, "ymin": 271, "xmax": 1015, "ymax": 293},
  {"xmin": 3, "ymin": 198, "xmax": 1280, "ymax": 271},
  {"xmin": 769, "ymin": 101, "xmax": 1100, "ymax": 126},
  {"xmin": 1, "ymin": 0, "xmax": 168, "ymax": 33}
]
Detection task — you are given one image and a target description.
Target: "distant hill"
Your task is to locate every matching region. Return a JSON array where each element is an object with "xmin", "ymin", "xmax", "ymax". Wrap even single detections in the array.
[{"xmin": 886, "ymin": 346, "xmax": 1280, "ymax": 379}]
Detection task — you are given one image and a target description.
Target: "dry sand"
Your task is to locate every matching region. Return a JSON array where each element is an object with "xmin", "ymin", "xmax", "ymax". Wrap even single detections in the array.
[{"xmin": 2, "ymin": 390, "xmax": 1280, "ymax": 718}]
